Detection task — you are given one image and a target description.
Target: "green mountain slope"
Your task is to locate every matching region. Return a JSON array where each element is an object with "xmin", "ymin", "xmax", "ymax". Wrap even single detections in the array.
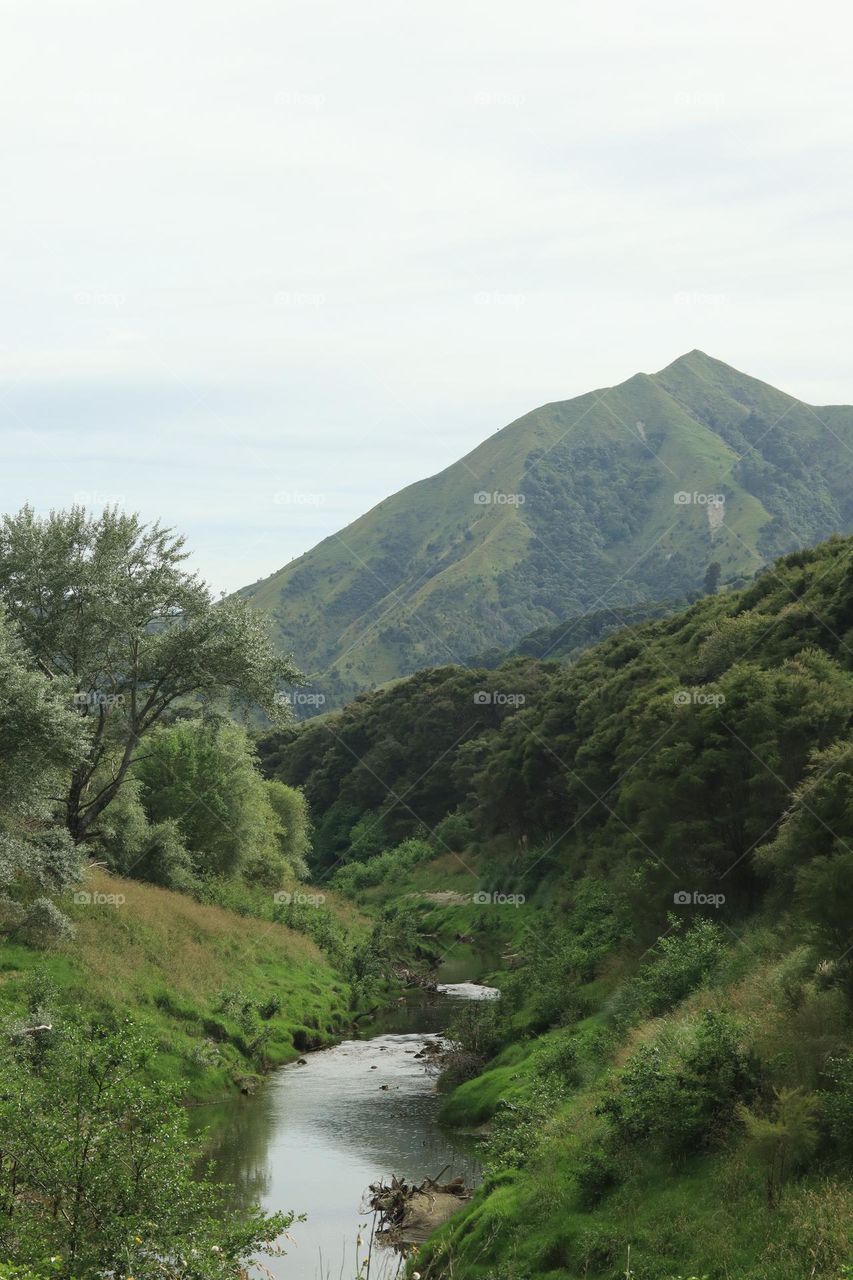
[
  {"xmin": 240, "ymin": 351, "xmax": 853, "ymax": 708},
  {"xmin": 258, "ymin": 534, "xmax": 853, "ymax": 1279}
]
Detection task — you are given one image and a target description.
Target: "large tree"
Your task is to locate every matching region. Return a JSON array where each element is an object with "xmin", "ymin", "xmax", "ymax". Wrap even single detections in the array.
[
  {"xmin": 0, "ymin": 605, "xmax": 84, "ymax": 937},
  {"xmin": 0, "ymin": 506, "xmax": 299, "ymax": 844}
]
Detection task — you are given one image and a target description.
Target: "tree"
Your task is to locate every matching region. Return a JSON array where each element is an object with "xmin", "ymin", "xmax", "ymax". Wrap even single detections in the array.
[
  {"xmin": 739, "ymin": 1088, "xmax": 820, "ymax": 1207},
  {"xmin": 133, "ymin": 719, "xmax": 284, "ymax": 881},
  {"xmin": 0, "ymin": 1018, "xmax": 293, "ymax": 1278},
  {"xmin": 0, "ymin": 606, "xmax": 84, "ymax": 939},
  {"xmin": 703, "ymin": 560, "xmax": 722, "ymax": 594},
  {"xmin": 264, "ymin": 778, "xmax": 311, "ymax": 878},
  {"xmin": 0, "ymin": 507, "xmax": 300, "ymax": 845}
]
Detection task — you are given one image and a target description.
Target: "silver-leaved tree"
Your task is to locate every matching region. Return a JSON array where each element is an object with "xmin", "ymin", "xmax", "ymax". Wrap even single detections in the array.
[{"xmin": 0, "ymin": 505, "xmax": 300, "ymax": 846}]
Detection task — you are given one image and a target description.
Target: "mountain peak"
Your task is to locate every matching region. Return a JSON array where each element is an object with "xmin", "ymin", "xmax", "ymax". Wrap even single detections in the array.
[
  {"xmin": 239, "ymin": 356, "xmax": 853, "ymax": 711},
  {"xmin": 656, "ymin": 349, "xmax": 723, "ymax": 377}
]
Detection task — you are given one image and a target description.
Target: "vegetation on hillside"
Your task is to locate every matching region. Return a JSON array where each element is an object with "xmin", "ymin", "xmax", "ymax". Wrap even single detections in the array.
[
  {"xmin": 239, "ymin": 351, "xmax": 853, "ymax": 710},
  {"xmin": 0, "ymin": 508, "xmax": 366, "ymax": 1279},
  {"xmin": 261, "ymin": 533, "xmax": 853, "ymax": 1279}
]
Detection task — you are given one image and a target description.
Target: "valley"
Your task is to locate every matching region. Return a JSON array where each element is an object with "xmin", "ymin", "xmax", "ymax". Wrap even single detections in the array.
[{"xmin": 1, "ymin": 432, "xmax": 852, "ymax": 1280}]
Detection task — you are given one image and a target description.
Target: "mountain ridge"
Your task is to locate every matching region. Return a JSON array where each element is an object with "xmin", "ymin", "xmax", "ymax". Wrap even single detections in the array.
[{"xmin": 239, "ymin": 352, "xmax": 853, "ymax": 708}]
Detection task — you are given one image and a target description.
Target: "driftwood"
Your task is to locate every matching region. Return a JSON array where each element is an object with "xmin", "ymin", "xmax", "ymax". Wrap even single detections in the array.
[
  {"xmin": 393, "ymin": 966, "xmax": 439, "ymax": 992},
  {"xmin": 366, "ymin": 1170, "xmax": 471, "ymax": 1244}
]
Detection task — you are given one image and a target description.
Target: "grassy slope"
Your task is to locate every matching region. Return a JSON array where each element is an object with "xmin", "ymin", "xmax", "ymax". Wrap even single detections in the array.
[
  {"xmin": 289, "ymin": 536, "xmax": 853, "ymax": 1278},
  {"xmin": 238, "ymin": 352, "xmax": 853, "ymax": 709},
  {"xmin": 0, "ymin": 869, "xmax": 359, "ymax": 1100},
  {"xmin": 353, "ymin": 857, "xmax": 851, "ymax": 1280},
  {"xmin": 421, "ymin": 937, "xmax": 852, "ymax": 1280}
]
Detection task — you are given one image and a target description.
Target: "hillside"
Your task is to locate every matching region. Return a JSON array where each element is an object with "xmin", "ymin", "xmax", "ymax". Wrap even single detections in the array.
[
  {"xmin": 257, "ymin": 534, "xmax": 853, "ymax": 1278},
  {"xmin": 240, "ymin": 351, "xmax": 853, "ymax": 709},
  {"xmin": 0, "ymin": 867, "xmax": 358, "ymax": 1099}
]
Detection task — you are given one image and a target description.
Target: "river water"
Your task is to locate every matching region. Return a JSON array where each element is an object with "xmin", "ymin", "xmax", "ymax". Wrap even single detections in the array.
[{"xmin": 192, "ymin": 963, "xmax": 497, "ymax": 1280}]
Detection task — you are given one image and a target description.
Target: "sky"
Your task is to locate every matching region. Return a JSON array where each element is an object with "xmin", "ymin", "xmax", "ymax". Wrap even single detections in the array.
[{"xmin": 2, "ymin": 0, "xmax": 853, "ymax": 593}]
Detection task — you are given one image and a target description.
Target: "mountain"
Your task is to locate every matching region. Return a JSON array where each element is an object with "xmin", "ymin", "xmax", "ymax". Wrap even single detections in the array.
[
  {"xmin": 469, "ymin": 597, "xmax": 688, "ymax": 668},
  {"xmin": 257, "ymin": 534, "xmax": 853, "ymax": 1278},
  {"xmin": 239, "ymin": 351, "xmax": 853, "ymax": 708}
]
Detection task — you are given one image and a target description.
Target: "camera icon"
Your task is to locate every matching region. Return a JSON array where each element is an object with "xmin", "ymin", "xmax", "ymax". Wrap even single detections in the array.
[
  {"xmin": 73, "ymin": 891, "xmax": 91, "ymax": 905},
  {"xmin": 673, "ymin": 690, "xmax": 691, "ymax": 706},
  {"xmin": 473, "ymin": 691, "xmax": 492, "ymax": 705},
  {"xmin": 474, "ymin": 491, "xmax": 491, "ymax": 505},
  {"xmin": 472, "ymin": 890, "xmax": 492, "ymax": 905},
  {"xmin": 273, "ymin": 891, "xmax": 292, "ymax": 905},
  {"xmin": 674, "ymin": 491, "xmax": 691, "ymax": 505},
  {"xmin": 673, "ymin": 890, "xmax": 692, "ymax": 905}
]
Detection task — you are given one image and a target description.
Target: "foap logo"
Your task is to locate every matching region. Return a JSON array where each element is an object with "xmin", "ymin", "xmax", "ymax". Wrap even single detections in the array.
[
  {"xmin": 272, "ymin": 90, "xmax": 326, "ymax": 110},
  {"xmin": 674, "ymin": 889, "xmax": 726, "ymax": 909},
  {"xmin": 472, "ymin": 890, "xmax": 526, "ymax": 907},
  {"xmin": 673, "ymin": 689, "xmax": 725, "ymax": 708},
  {"xmin": 73, "ymin": 289, "xmax": 126, "ymax": 308},
  {"xmin": 473, "ymin": 290, "xmax": 524, "ymax": 307},
  {"xmin": 474, "ymin": 491, "xmax": 525, "ymax": 506},
  {"xmin": 473, "ymin": 691, "xmax": 526, "ymax": 707},
  {"xmin": 276, "ymin": 690, "xmax": 326, "ymax": 709},
  {"xmin": 471, "ymin": 90, "xmax": 527, "ymax": 108},
  {"xmin": 674, "ymin": 491, "xmax": 725, "ymax": 506},
  {"xmin": 274, "ymin": 890, "xmax": 326, "ymax": 906},
  {"xmin": 273, "ymin": 490, "xmax": 326, "ymax": 507},
  {"xmin": 73, "ymin": 691, "xmax": 125, "ymax": 710},
  {"xmin": 74, "ymin": 890, "xmax": 126, "ymax": 907},
  {"xmin": 273, "ymin": 290, "xmax": 326, "ymax": 307},
  {"xmin": 672, "ymin": 290, "xmax": 727, "ymax": 306},
  {"xmin": 73, "ymin": 489, "xmax": 126, "ymax": 507}
]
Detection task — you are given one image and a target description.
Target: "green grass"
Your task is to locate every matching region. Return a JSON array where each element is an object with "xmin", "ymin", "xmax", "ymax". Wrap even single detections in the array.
[
  {"xmin": 0, "ymin": 868, "xmax": 359, "ymax": 1100},
  {"xmin": 415, "ymin": 927, "xmax": 853, "ymax": 1280}
]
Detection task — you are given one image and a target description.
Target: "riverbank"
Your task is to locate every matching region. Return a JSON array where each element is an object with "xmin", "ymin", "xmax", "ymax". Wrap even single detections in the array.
[
  {"xmin": 0, "ymin": 868, "xmax": 360, "ymax": 1100},
  {"xmin": 192, "ymin": 971, "xmax": 496, "ymax": 1280}
]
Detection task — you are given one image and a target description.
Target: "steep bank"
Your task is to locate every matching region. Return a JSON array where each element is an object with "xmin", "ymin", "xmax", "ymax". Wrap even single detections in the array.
[
  {"xmin": 0, "ymin": 868, "xmax": 358, "ymax": 1100},
  {"xmin": 257, "ymin": 533, "xmax": 853, "ymax": 1279}
]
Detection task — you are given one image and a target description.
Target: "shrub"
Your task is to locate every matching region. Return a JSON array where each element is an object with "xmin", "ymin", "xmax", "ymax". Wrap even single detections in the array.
[
  {"xmin": 820, "ymin": 1053, "xmax": 853, "ymax": 1162},
  {"xmin": 608, "ymin": 918, "xmax": 727, "ymax": 1025},
  {"xmin": 597, "ymin": 1011, "xmax": 759, "ymax": 1156},
  {"xmin": 574, "ymin": 1145, "xmax": 621, "ymax": 1208}
]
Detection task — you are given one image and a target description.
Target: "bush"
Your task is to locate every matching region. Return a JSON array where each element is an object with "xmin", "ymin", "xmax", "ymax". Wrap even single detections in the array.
[
  {"xmin": 439, "ymin": 999, "xmax": 505, "ymax": 1090},
  {"xmin": 608, "ymin": 917, "xmax": 727, "ymax": 1025},
  {"xmin": 534, "ymin": 1032, "xmax": 580, "ymax": 1085},
  {"xmin": 597, "ymin": 1011, "xmax": 759, "ymax": 1156},
  {"xmin": 821, "ymin": 1053, "xmax": 853, "ymax": 1162},
  {"xmin": 332, "ymin": 837, "xmax": 433, "ymax": 895},
  {"xmin": 574, "ymin": 1145, "xmax": 621, "ymax": 1208},
  {"xmin": 0, "ymin": 1019, "xmax": 292, "ymax": 1278}
]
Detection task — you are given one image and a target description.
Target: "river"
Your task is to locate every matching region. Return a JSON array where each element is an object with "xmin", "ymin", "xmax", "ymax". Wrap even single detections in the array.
[{"xmin": 192, "ymin": 959, "xmax": 498, "ymax": 1280}]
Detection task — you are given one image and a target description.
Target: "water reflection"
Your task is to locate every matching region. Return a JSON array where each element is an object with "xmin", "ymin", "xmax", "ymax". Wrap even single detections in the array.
[{"xmin": 193, "ymin": 981, "xmax": 495, "ymax": 1280}]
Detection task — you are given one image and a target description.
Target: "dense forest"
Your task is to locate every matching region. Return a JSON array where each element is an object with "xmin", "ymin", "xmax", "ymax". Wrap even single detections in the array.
[{"xmin": 257, "ymin": 534, "xmax": 853, "ymax": 1278}]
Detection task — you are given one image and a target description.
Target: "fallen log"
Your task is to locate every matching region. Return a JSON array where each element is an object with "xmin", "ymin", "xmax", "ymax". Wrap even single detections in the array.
[{"xmin": 365, "ymin": 1170, "xmax": 472, "ymax": 1244}]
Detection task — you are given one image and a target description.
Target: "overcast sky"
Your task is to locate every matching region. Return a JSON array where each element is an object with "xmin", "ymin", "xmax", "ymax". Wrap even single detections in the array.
[{"xmin": 2, "ymin": 0, "xmax": 852, "ymax": 592}]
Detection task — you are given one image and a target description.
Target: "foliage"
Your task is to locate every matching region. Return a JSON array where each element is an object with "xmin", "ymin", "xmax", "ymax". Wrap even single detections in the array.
[
  {"xmin": 331, "ymin": 837, "xmax": 433, "ymax": 895},
  {"xmin": 257, "ymin": 661, "xmax": 555, "ymax": 869},
  {"xmin": 739, "ymin": 1087, "xmax": 821, "ymax": 1206},
  {"xmin": 608, "ymin": 918, "xmax": 728, "ymax": 1025},
  {"xmin": 820, "ymin": 1053, "xmax": 853, "ymax": 1162},
  {"xmin": 0, "ymin": 607, "xmax": 84, "ymax": 940},
  {"xmin": 133, "ymin": 719, "xmax": 286, "ymax": 881},
  {"xmin": 597, "ymin": 1011, "xmax": 759, "ymax": 1156},
  {"xmin": 0, "ymin": 1018, "xmax": 293, "ymax": 1279},
  {"xmin": 0, "ymin": 506, "xmax": 298, "ymax": 845},
  {"xmin": 440, "ymin": 999, "xmax": 506, "ymax": 1089}
]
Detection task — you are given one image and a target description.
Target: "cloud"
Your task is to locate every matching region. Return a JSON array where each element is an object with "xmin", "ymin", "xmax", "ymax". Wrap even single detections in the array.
[{"xmin": 2, "ymin": 0, "xmax": 852, "ymax": 590}]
